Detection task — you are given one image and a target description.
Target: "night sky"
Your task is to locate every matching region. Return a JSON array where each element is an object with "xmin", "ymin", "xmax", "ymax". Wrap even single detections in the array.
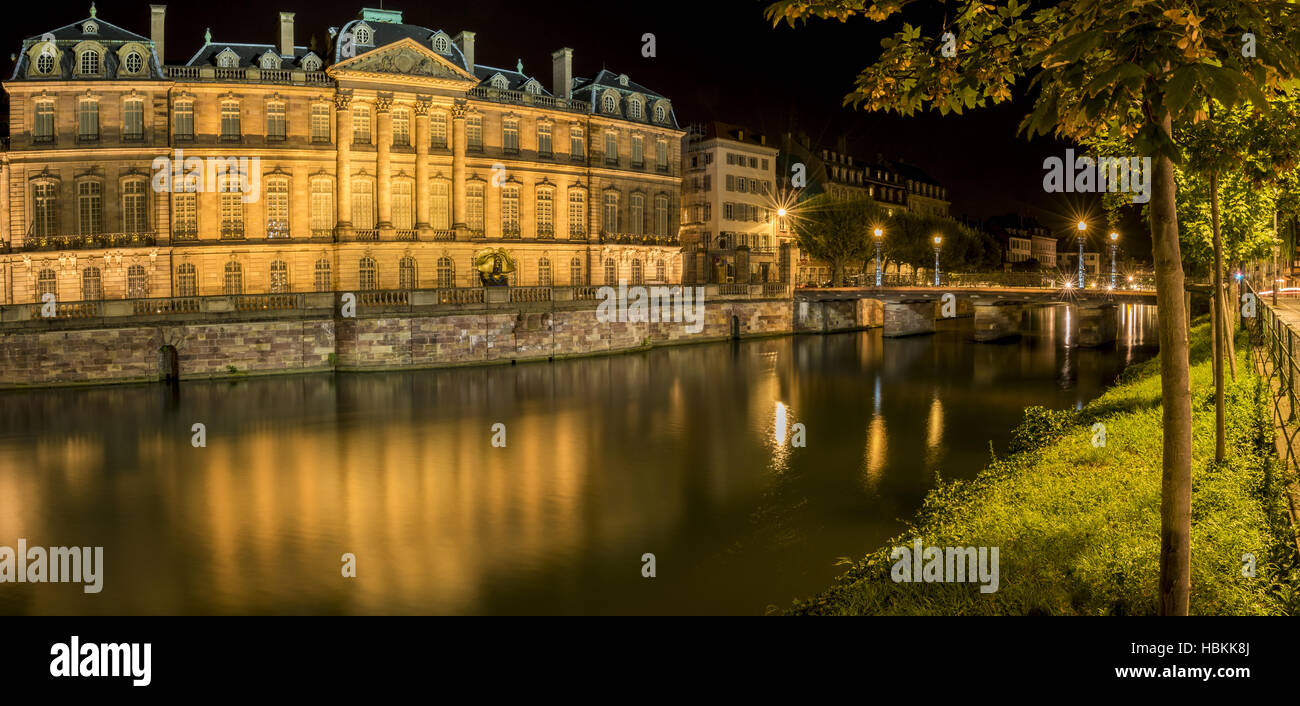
[{"xmin": 4, "ymin": 0, "xmax": 1149, "ymax": 259}]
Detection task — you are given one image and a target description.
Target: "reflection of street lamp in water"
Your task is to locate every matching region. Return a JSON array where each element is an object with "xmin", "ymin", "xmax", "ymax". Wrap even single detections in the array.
[
  {"xmin": 874, "ymin": 227, "xmax": 884, "ymax": 287},
  {"xmin": 932, "ymin": 235, "xmax": 943, "ymax": 287}
]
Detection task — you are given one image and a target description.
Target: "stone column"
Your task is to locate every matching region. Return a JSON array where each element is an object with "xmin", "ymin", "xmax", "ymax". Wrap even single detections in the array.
[
  {"xmin": 334, "ymin": 91, "xmax": 353, "ymax": 238},
  {"xmin": 414, "ymin": 96, "xmax": 430, "ymax": 235},
  {"xmin": 451, "ymin": 100, "xmax": 468, "ymax": 238},
  {"xmin": 375, "ymin": 93, "xmax": 393, "ymax": 234}
]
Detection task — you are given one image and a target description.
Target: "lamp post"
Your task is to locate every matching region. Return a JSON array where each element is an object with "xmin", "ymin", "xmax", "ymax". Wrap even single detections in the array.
[
  {"xmin": 1108, "ymin": 231, "xmax": 1119, "ymax": 289},
  {"xmin": 1076, "ymin": 220, "xmax": 1087, "ymax": 289},
  {"xmin": 873, "ymin": 227, "xmax": 884, "ymax": 287},
  {"xmin": 933, "ymin": 234, "xmax": 943, "ymax": 287}
]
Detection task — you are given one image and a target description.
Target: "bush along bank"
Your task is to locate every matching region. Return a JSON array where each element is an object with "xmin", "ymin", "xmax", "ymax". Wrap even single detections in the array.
[{"xmin": 788, "ymin": 321, "xmax": 1300, "ymax": 615}]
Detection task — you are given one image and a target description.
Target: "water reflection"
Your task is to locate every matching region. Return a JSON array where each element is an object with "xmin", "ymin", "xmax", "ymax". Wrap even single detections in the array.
[{"xmin": 0, "ymin": 304, "xmax": 1158, "ymax": 615}]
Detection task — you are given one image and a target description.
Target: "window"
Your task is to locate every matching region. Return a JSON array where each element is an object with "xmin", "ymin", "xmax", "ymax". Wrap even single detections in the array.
[
  {"xmin": 223, "ymin": 262, "xmax": 243, "ymax": 294},
  {"xmin": 220, "ymin": 101, "xmax": 240, "ymax": 139},
  {"xmin": 393, "ymin": 181, "xmax": 414, "ymax": 230},
  {"xmin": 37, "ymin": 53, "xmax": 55, "ymax": 74},
  {"xmin": 538, "ymin": 258, "xmax": 552, "ymax": 286},
  {"xmin": 122, "ymin": 179, "xmax": 148, "ymax": 232},
  {"xmin": 536, "ymin": 187, "xmax": 554, "ymax": 236},
  {"xmin": 503, "ymin": 118, "xmax": 519, "ymax": 154},
  {"xmin": 466, "ymin": 115, "xmax": 482, "ymax": 150},
  {"xmin": 491, "ymin": 75, "xmax": 508, "ymax": 90},
  {"xmin": 79, "ymin": 49, "xmax": 100, "ymax": 75},
  {"xmin": 431, "ymin": 180, "xmax": 450, "ymax": 230},
  {"xmin": 431, "ymin": 111, "xmax": 448, "ymax": 148},
  {"xmin": 303, "ymin": 55, "xmax": 321, "ymax": 72},
  {"xmin": 570, "ymin": 126, "xmax": 584, "ymax": 159},
  {"xmin": 656, "ymin": 140, "xmax": 668, "ymax": 171},
  {"xmin": 358, "ymin": 257, "xmax": 378, "ymax": 291},
  {"xmin": 218, "ymin": 53, "xmax": 237, "ymax": 69},
  {"xmin": 260, "ymin": 53, "xmax": 279, "ymax": 70},
  {"xmin": 538, "ymin": 122, "xmax": 552, "ymax": 158},
  {"xmin": 37, "ymin": 269, "xmax": 58, "ymax": 299},
  {"xmin": 604, "ymin": 258, "xmax": 617, "ymax": 285},
  {"xmin": 656, "ymin": 260, "xmax": 666, "ymax": 282},
  {"xmin": 603, "ymin": 191, "xmax": 619, "ymax": 232},
  {"xmin": 654, "ymin": 195, "xmax": 669, "ymax": 236},
  {"xmin": 354, "ymin": 26, "xmax": 373, "ymax": 46},
  {"xmin": 602, "ymin": 94, "xmax": 617, "ymax": 114},
  {"xmin": 311, "ymin": 103, "xmax": 330, "ymax": 142},
  {"xmin": 570, "ymin": 257, "xmax": 583, "ymax": 285},
  {"xmin": 34, "ymin": 101, "xmax": 54, "ymax": 143},
  {"xmin": 32, "ymin": 182, "xmax": 57, "ymax": 236},
  {"xmin": 632, "ymin": 135, "xmax": 644, "ymax": 166},
  {"xmin": 467, "ymin": 183, "xmax": 485, "ymax": 233},
  {"xmin": 78, "ymin": 181, "xmax": 102, "ymax": 234},
  {"xmin": 351, "ymin": 180, "xmax": 375, "ymax": 230},
  {"xmin": 78, "ymin": 100, "xmax": 98, "ymax": 140},
  {"xmin": 436, "ymin": 257, "xmax": 455, "ymax": 288},
  {"xmin": 604, "ymin": 131, "xmax": 618, "ymax": 163},
  {"xmin": 174, "ymin": 100, "xmax": 194, "ymax": 139},
  {"xmin": 629, "ymin": 193, "xmax": 644, "ymax": 235},
  {"xmin": 82, "ymin": 268, "xmax": 103, "ymax": 300},
  {"xmin": 501, "ymin": 184, "xmax": 520, "ymax": 236},
  {"xmin": 654, "ymin": 105, "xmax": 666, "ymax": 123},
  {"xmin": 176, "ymin": 264, "xmax": 197, "ymax": 296},
  {"xmin": 628, "ymin": 99, "xmax": 642, "ymax": 120},
  {"xmin": 220, "ymin": 176, "xmax": 244, "ymax": 238},
  {"xmin": 314, "ymin": 259, "xmax": 332, "ymax": 292},
  {"xmin": 269, "ymin": 260, "xmax": 289, "ymax": 293},
  {"xmin": 267, "ymin": 102, "xmax": 286, "ymax": 140},
  {"xmin": 310, "ymin": 178, "xmax": 334, "ymax": 232},
  {"xmin": 352, "ymin": 105, "xmax": 371, "ymax": 144},
  {"xmin": 125, "ymin": 51, "xmax": 143, "ymax": 74},
  {"xmin": 173, "ymin": 184, "xmax": 197, "ymax": 239},
  {"xmin": 399, "ymin": 256, "xmax": 417, "ymax": 289},
  {"xmin": 266, "ymin": 178, "xmax": 289, "ymax": 238},
  {"xmin": 631, "ymin": 260, "xmax": 643, "ymax": 285},
  {"xmin": 128, "ymin": 265, "xmax": 149, "ymax": 298},
  {"xmin": 392, "ymin": 108, "xmax": 410, "ymax": 147},
  {"xmin": 433, "ymin": 35, "xmax": 451, "ymax": 53},
  {"xmin": 568, "ymin": 189, "xmax": 586, "ymax": 237}
]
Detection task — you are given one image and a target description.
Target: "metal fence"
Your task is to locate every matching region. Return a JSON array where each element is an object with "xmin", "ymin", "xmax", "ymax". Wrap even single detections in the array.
[{"xmin": 1244, "ymin": 279, "xmax": 1300, "ymax": 480}]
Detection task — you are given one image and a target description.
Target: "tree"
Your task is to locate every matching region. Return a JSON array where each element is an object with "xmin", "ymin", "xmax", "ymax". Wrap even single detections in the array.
[
  {"xmin": 793, "ymin": 195, "xmax": 883, "ymax": 286},
  {"xmin": 766, "ymin": 0, "xmax": 1300, "ymax": 615}
]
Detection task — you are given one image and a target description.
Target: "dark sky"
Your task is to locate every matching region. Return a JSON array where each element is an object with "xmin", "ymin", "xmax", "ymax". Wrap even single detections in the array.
[{"xmin": 4, "ymin": 0, "xmax": 1148, "ymax": 258}]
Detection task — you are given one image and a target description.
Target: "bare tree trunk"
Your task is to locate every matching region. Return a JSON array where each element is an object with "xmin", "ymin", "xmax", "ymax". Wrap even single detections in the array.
[
  {"xmin": 1211, "ymin": 171, "xmax": 1225, "ymax": 462},
  {"xmin": 1219, "ymin": 282, "xmax": 1237, "ymax": 380},
  {"xmin": 1151, "ymin": 107, "xmax": 1193, "ymax": 617}
]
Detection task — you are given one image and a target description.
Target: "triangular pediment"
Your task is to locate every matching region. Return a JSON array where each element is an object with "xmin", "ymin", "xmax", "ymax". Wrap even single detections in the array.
[{"xmin": 329, "ymin": 37, "xmax": 477, "ymax": 83}]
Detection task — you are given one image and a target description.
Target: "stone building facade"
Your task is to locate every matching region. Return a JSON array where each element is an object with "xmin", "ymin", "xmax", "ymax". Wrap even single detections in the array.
[{"xmin": 0, "ymin": 6, "xmax": 685, "ymax": 305}]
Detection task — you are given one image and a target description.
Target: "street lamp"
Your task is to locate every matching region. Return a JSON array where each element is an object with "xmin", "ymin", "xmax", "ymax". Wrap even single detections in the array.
[
  {"xmin": 873, "ymin": 227, "xmax": 884, "ymax": 287},
  {"xmin": 933, "ymin": 234, "xmax": 943, "ymax": 287},
  {"xmin": 1076, "ymin": 220, "xmax": 1088, "ymax": 289},
  {"xmin": 1109, "ymin": 231, "xmax": 1119, "ymax": 289}
]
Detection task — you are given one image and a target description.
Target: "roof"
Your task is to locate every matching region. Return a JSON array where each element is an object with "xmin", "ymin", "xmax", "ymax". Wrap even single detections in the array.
[
  {"xmin": 691, "ymin": 121, "xmax": 774, "ymax": 148},
  {"xmin": 332, "ymin": 18, "xmax": 470, "ymax": 72},
  {"xmin": 10, "ymin": 13, "xmax": 164, "ymax": 82},
  {"xmin": 186, "ymin": 42, "xmax": 318, "ymax": 68},
  {"xmin": 474, "ymin": 64, "xmax": 548, "ymax": 95}
]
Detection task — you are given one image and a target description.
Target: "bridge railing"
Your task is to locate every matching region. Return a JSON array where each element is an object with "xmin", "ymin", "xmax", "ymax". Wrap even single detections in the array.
[{"xmin": 812, "ymin": 271, "xmax": 1157, "ymax": 291}]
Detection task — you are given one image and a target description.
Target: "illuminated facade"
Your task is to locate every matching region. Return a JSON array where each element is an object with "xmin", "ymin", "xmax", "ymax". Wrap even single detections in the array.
[{"xmin": 0, "ymin": 6, "xmax": 685, "ymax": 305}]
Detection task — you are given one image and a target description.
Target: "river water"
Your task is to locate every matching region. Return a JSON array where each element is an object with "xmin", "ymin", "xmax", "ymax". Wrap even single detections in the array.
[{"xmin": 0, "ymin": 303, "xmax": 1158, "ymax": 615}]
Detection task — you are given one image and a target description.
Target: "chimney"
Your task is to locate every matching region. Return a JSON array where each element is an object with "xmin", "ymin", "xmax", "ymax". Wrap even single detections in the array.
[
  {"xmin": 279, "ymin": 12, "xmax": 294, "ymax": 57},
  {"xmin": 551, "ymin": 47, "xmax": 573, "ymax": 100},
  {"xmin": 455, "ymin": 31, "xmax": 476, "ymax": 70},
  {"xmin": 150, "ymin": 5, "xmax": 166, "ymax": 64}
]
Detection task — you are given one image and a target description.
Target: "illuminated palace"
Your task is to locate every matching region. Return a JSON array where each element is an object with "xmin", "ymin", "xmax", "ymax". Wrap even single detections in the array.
[{"xmin": 0, "ymin": 5, "xmax": 685, "ymax": 305}]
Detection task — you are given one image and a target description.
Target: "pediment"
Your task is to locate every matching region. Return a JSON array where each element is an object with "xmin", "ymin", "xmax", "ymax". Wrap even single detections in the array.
[{"xmin": 330, "ymin": 37, "xmax": 477, "ymax": 84}]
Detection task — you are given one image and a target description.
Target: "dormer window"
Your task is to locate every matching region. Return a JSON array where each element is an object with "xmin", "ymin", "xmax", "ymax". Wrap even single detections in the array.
[
  {"xmin": 617, "ymin": 74, "xmax": 629, "ymax": 86},
  {"xmin": 217, "ymin": 49, "xmax": 238, "ymax": 68},
  {"xmin": 302, "ymin": 54, "xmax": 321, "ymax": 71},
  {"xmin": 354, "ymin": 24, "xmax": 373, "ymax": 46},
  {"xmin": 78, "ymin": 49, "xmax": 100, "ymax": 75},
  {"xmin": 524, "ymin": 80, "xmax": 541, "ymax": 95},
  {"xmin": 124, "ymin": 51, "xmax": 143, "ymax": 74},
  {"xmin": 433, "ymin": 35, "xmax": 450, "ymax": 54},
  {"xmin": 36, "ymin": 53, "xmax": 56, "ymax": 74},
  {"xmin": 82, "ymin": 21, "xmax": 99, "ymax": 35},
  {"xmin": 654, "ymin": 105, "xmax": 666, "ymax": 123},
  {"xmin": 260, "ymin": 52, "xmax": 280, "ymax": 70},
  {"xmin": 602, "ymin": 94, "xmax": 617, "ymax": 114},
  {"xmin": 628, "ymin": 99, "xmax": 642, "ymax": 120},
  {"xmin": 491, "ymin": 75, "xmax": 508, "ymax": 90}
]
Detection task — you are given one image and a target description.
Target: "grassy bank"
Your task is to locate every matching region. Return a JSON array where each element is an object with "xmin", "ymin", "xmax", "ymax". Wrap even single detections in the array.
[{"xmin": 789, "ymin": 320, "xmax": 1300, "ymax": 615}]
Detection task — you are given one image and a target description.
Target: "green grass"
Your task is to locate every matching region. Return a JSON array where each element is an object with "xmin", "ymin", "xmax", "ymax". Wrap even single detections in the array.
[{"xmin": 788, "ymin": 320, "xmax": 1300, "ymax": 615}]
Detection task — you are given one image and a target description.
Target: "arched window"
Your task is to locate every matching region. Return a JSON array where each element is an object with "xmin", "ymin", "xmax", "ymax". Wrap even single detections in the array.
[
  {"xmin": 604, "ymin": 258, "xmax": 617, "ymax": 285},
  {"xmin": 314, "ymin": 259, "xmax": 332, "ymax": 292},
  {"xmin": 431, "ymin": 180, "xmax": 450, "ymax": 230},
  {"xmin": 176, "ymin": 263, "xmax": 197, "ymax": 297},
  {"xmin": 399, "ymin": 256, "xmax": 417, "ymax": 289},
  {"xmin": 631, "ymin": 259, "xmax": 643, "ymax": 285},
  {"xmin": 37, "ymin": 269, "xmax": 58, "ymax": 299},
  {"xmin": 602, "ymin": 94, "xmax": 617, "ymax": 114},
  {"xmin": 36, "ymin": 53, "xmax": 55, "ymax": 74},
  {"xmin": 310, "ymin": 178, "xmax": 334, "ymax": 233},
  {"xmin": 570, "ymin": 257, "xmax": 583, "ymax": 285},
  {"xmin": 568, "ymin": 189, "xmax": 586, "ymax": 237},
  {"xmin": 269, "ymin": 260, "xmax": 289, "ymax": 293},
  {"xmin": 124, "ymin": 51, "xmax": 143, "ymax": 74},
  {"xmin": 393, "ymin": 180, "xmax": 414, "ymax": 230},
  {"xmin": 358, "ymin": 257, "xmax": 378, "ymax": 291},
  {"xmin": 436, "ymin": 256, "xmax": 455, "ymax": 289},
  {"xmin": 223, "ymin": 262, "xmax": 243, "ymax": 294},
  {"xmin": 654, "ymin": 105, "xmax": 666, "ymax": 123},
  {"xmin": 79, "ymin": 49, "xmax": 100, "ymax": 75},
  {"xmin": 128, "ymin": 264, "xmax": 149, "ymax": 298},
  {"xmin": 628, "ymin": 99, "xmax": 642, "ymax": 120},
  {"xmin": 537, "ymin": 258, "xmax": 552, "ymax": 286}
]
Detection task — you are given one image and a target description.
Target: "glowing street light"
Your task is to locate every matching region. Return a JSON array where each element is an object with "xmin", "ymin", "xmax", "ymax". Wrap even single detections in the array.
[
  {"xmin": 1075, "ymin": 220, "xmax": 1088, "ymax": 289},
  {"xmin": 933, "ymin": 234, "xmax": 943, "ymax": 287},
  {"xmin": 1108, "ymin": 231, "xmax": 1119, "ymax": 289},
  {"xmin": 873, "ymin": 226, "xmax": 884, "ymax": 287}
]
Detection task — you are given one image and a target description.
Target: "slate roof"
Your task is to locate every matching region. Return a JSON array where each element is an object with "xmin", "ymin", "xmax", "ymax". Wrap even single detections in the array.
[
  {"xmin": 332, "ymin": 18, "xmax": 470, "ymax": 73},
  {"xmin": 10, "ymin": 14, "xmax": 164, "ymax": 81},
  {"xmin": 474, "ymin": 65, "xmax": 549, "ymax": 95},
  {"xmin": 185, "ymin": 42, "xmax": 318, "ymax": 69}
]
